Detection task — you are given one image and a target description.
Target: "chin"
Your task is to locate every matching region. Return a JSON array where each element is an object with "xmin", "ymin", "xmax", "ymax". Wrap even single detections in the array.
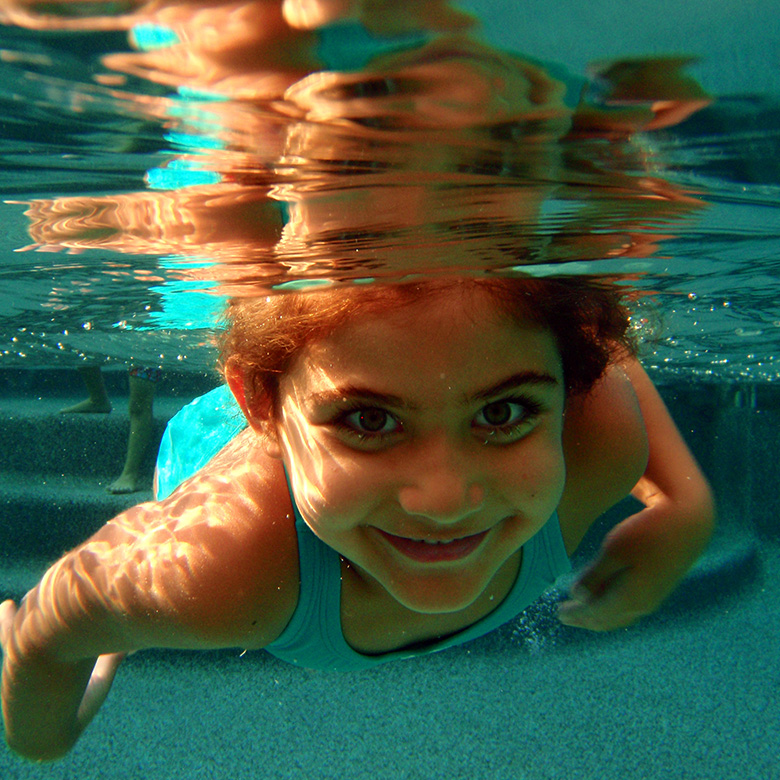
[{"xmin": 389, "ymin": 576, "xmax": 488, "ymax": 615}]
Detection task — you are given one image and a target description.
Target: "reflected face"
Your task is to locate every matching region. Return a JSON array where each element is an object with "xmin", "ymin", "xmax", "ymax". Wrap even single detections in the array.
[{"xmin": 272, "ymin": 288, "xmax": 566, "ymax": 614}]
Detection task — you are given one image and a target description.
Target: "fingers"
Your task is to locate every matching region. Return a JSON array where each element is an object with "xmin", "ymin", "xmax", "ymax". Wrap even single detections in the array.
[
  {"xmin": 557, "ymin": 549, "xmax": 652, "ymax": 632},
  {"xmin": 569, "ymin": 552, "xmax": 629, "ymax": 603},
  {"xmin": 558, "ymin": 568, "xmax": 647, "ymax": 632},
  {"xmin": 0, "ymin": 600, "xmax": 18, "ymax": 652},
  {"xmin": 76, "ymin": 653, "xmax": 126, "ymax": 728}
]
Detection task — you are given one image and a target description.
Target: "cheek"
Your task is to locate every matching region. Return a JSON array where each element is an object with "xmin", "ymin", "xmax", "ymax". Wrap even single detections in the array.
[
  {"xmin": 502, "ymin": 439, "xmax": 566, "ymax": 511},
  {"xmin": 312, "ymin": 455, "xmax": 391, "ymax": 520},
  {"xmin": 276, "ymin": 413, "xmax": 330, "ymax": 510}
]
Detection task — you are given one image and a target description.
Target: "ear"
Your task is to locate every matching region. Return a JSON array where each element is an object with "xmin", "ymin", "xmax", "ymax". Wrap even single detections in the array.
[{"xmin": 225, "ymin": 359, "xmax": 283, "ymax": 459}]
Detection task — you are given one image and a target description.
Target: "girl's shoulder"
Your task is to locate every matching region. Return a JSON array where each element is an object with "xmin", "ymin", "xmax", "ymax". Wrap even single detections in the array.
[
  {"xmin": 557, "ymin": 363, "xmax": 650, "ymax": 553},
  {"xmin": 103, "ymin": 429, "xmax": 300, "ymax": 649}
]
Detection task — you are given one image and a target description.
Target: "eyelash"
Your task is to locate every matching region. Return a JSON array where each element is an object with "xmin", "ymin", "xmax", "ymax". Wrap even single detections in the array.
[
  {"xmin": 332, "ymin": 396, "xmax": 543, "ymax": 446},
  {"xmin": 336, "ymin": 407, "xmax": 402, "ymax": 440},
  {"xmin": 472, "ymin": 397, "xmax": 544, "ymax": 442}
]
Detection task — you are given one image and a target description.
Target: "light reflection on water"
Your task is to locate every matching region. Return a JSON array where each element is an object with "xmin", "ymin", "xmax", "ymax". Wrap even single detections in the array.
[{"xmin": 0, "ymin": 0, "xmax": 777, "ymax": 380}]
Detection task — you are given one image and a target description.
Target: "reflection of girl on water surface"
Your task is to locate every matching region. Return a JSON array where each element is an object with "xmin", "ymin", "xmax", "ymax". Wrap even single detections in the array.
[{"xmin": 1, "ymin": 273, "xmax": 714, "ymax": 760}]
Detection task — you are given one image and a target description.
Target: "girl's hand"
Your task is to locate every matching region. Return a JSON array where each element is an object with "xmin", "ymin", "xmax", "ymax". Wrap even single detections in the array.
[
  {"xmin": 0, "ymin": 599, "xmax": 18, "ymax": 656},
  {"xmin": 560, "ymin": 357, "xmax": 716, "ymax": 632},
  {"xmin": 1, "ymin": 596, "xmax": 125, "ymax": 760},
  {"xmin": 558, "ymin": 497, "xmax": 714, "ymax": 631},
  {"xmin": 76, "ymin": 653, "xmax": 126, "ymax": 727}
]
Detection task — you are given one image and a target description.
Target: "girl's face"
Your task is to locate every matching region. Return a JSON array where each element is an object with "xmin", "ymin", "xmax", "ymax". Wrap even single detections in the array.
[{"xmin": 271, "ymin": 288, "xmax": 567, "ymax": 614}]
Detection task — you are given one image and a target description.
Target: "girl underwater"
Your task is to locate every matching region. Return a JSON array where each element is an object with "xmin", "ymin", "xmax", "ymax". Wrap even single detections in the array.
[{"xmin": 1, "ymin": 273, "xmax": 715, "ymax": 760}]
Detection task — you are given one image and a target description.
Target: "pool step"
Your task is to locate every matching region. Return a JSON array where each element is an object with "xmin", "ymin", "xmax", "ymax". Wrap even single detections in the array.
[
  {"xmin": 0, "ymin": 368, "xmax": 219, "ymax": 601},
  {"xmin": 0, "ymin": 396, "xmax": 183, "ymax": 477},
  {"xmin": 0, "ymin": 471, "xmax": 151, "ymax": 555},
  {"xmin": 0, "ymin": 397, "xmax": 164, "ymax": 602}
]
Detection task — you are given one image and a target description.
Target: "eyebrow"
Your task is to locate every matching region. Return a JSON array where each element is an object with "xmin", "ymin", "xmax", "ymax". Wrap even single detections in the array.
[
  {"xmin": 308, "ymin": 371, "xmax": 559, "ymax": 410},
  {"xmin": 469, "ymin": 371, "xmax": 560, "ymax": 402},
  {"xmin": 308, "ymin": 386, "xmax": 410, "ymax": 409}
]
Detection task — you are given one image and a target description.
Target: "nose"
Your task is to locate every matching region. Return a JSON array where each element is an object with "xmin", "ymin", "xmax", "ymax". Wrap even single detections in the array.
[{"xmin": 397, "ymin": 435, "xmax": 485, "ymax": 523}]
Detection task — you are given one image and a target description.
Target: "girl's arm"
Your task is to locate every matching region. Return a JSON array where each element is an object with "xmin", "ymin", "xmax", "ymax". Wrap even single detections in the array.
[
  {"xmin": 0, "ymin": 598, "xmax": 126, "ymax": 761},
  {"xmin": 1, "ymin": 500, "xmax": 215, "ymax": 761},
  {"xmin": 558, "ymin": 357, "xmax": 716, "ymax": 630},
  {"xmin": 1, "ymin": 449, "xmax": 297, "ymax": 761}
]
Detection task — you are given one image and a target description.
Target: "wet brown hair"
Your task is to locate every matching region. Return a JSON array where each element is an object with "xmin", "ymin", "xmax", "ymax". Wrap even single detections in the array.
[{"xmin": 219, "ymin": 275, "xmax": 637, "ymax": 415}]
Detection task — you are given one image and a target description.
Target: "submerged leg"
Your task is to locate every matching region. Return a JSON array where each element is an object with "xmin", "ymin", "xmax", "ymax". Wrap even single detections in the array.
[
  {"xmin": 107, "ymin": 368, "xmax": 159, "ymax": 494},
  {"xmin": 59, "ymin": 365, "xmax": 112, "ymax": 414}
]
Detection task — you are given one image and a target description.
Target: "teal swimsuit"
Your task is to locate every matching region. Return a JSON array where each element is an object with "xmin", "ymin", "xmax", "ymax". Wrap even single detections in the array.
[{"xmin": 156, "ymin": 386, "xmax": 572, "ymax": 671}]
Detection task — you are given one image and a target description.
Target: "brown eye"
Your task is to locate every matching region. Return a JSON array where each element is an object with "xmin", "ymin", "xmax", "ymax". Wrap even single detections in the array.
[
  {"xmin": 480, "ymin": 401, "xmax": 513, "ymax": 426},
  {"xmin": 357, "ymin": 408, "xmax": 390, "ymax": 432},
  {"xmin": 473, "ymin": 398, "xmax": 542, "ymax": 443},
  {"xmin": 340, "ymin": 407, "xmax": 401, "ymax": 437}
]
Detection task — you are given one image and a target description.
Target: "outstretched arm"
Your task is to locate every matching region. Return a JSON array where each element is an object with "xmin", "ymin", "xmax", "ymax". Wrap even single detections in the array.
[
  {"xmin": 1, "ymin": 446, "xmax": 297, "ymax": 761},
  {"xmin": 0, "ymin": 496, "xmax": 203, "ymax": 761},
  {"xmin": 558, "ymin": 358, "xmax": 716, "ymax": 631}
]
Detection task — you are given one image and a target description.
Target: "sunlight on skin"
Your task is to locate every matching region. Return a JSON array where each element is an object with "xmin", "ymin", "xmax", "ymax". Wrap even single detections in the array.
[
  {"xmin": 1, "ymin": 285, "xmax": 569, "ymax": 756},
  {"xmin": 277, "ymin": 366, "xmax": 338, "ymax": 521},
  {"xmin": 1, "ymin": 431, "xmax": 297, "ymax": 759},
  {"xmin": 0, "ymin": 279, "xmax": 716, "ymax": 760},
  {"xmin": 6, "ymin": 430, "xmax": 289, "ymax": 665}
]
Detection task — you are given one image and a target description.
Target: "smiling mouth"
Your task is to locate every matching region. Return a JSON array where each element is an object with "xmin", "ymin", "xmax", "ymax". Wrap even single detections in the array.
[{"xmin": 375, "ymin": 528, "xmax": 490, "ymax": 563}]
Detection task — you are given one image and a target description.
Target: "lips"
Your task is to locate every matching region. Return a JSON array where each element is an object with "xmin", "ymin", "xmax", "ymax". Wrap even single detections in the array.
[{"xmin": 376, "ymin": 528, "xmax": 490, "ymax": 563}]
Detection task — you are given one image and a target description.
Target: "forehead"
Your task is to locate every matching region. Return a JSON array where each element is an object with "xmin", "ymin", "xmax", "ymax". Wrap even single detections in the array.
[{"xmin": 283, "ymin": 286, "xmax": 564, "ymax": 396}]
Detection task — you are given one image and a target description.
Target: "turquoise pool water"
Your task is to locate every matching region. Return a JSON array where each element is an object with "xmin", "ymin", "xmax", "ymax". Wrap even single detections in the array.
[{"xmin": 0, "ymin": 1, "xmax": 778, "ymax": 778}]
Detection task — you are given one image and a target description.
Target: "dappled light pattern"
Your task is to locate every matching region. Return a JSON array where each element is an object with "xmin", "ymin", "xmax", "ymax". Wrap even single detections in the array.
[
  {"xmin": 14, "ymin": 428, "xmax": 297, "ymax": 656},
  {"xmin": 276, "ymin": 366, "xmax": 344, "ymax": 525}
]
